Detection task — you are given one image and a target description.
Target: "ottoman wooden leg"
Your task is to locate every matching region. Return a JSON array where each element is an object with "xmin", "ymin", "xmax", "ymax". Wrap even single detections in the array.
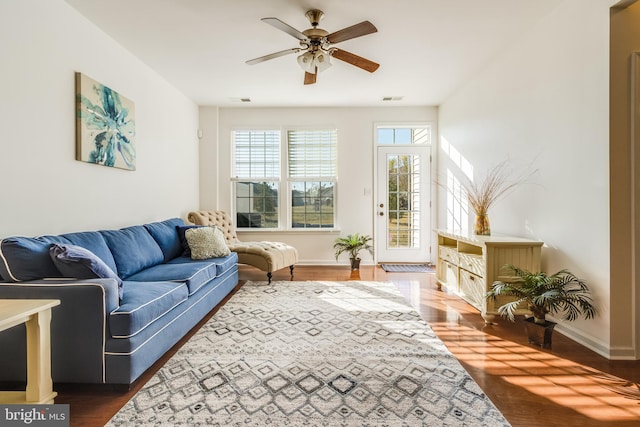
[
  {"xmin": 290, "ymin": 265, "xmax": 294, "ymax": 279},
  {"xmin": 267, "ymin": 272, "xmax": 272, "ymax": 284}
]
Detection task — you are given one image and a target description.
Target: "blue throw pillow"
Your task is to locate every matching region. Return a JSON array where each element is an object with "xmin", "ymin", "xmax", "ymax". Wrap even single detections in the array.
[
  {"xmin": 50, "ymin": 244, "xmax": 123, "ymax": 300},
  {"xmin": 176, "ymin": 225, "xmax": 203, "ymax": 257},
  {"xmin": 59, "ymin": 231, "xmax": 118, "ymax": 274}
]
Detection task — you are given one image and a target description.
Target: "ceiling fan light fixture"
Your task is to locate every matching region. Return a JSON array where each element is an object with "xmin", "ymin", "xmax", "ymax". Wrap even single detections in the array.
[
  {"xmin": 297, "ymin": 51, "xmax": 331, "ymax": 74},
  {"xmin": 314, "ymin": 52, "xmax": 332, "ymax": 72},
  {"xmin": 297, "ymin": 51, "xmax": 315, "ymax": 73}
]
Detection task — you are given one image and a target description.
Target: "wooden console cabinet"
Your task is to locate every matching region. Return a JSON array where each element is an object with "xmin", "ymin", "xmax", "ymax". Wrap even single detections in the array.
[{"xmin": 436, "ymin": 230, "xmax": 543, "ymax": 322}]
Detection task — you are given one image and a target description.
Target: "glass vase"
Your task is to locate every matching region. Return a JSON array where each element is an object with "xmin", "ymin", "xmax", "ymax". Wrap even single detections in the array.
[{"xmin": 474, "ymin": 213, "xmax": 490, "ymax": 236}]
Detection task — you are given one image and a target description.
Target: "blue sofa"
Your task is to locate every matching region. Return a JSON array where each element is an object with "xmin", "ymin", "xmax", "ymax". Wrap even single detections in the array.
[{"xmin": 0, "ymin": 218, "xmax": 238, "ymax": 385}]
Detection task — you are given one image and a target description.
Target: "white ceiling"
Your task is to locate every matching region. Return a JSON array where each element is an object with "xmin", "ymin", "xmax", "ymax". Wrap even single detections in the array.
[{"xmin": 64, "ymin": 0, "xmax": 561, "ymax": 107}]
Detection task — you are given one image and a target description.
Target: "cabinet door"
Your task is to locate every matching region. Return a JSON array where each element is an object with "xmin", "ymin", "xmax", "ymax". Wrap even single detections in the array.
[
  {"xmin": 459, "ymin": 269, "xmax": 484, "ymax": 310},
  {"xmin": 437, "ymin": 260, "xmax": 459, "ymax": 290}
]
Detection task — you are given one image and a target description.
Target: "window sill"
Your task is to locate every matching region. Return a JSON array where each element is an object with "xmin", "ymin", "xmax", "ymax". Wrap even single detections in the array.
[{"xmin": 236, "ymin": 228, "xmax": 342, "ymax": 235}]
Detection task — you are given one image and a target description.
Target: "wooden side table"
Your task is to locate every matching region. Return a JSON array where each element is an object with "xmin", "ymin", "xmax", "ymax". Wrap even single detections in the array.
[{"xmin": 0, "ymin": 299, "xmax": 61, "ymax": 404}]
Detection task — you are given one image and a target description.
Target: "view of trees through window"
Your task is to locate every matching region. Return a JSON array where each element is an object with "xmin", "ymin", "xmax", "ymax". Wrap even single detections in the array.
[
  {"xmin": 291, "ymin": 182, "xmax": 334, "ymax": 228},
  {"xmin": 235, "ymin": 181, "xmax": 278, "ymax": 228}
]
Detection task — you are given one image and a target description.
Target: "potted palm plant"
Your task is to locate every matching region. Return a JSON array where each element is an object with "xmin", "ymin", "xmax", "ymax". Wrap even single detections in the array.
[
  {"xmin": 487, "ymin": 265, "xmax": 596, "ymax": 348},
  {"xmin": 333, "ymin": 233, "xmax": 373, "ymax": 270}
]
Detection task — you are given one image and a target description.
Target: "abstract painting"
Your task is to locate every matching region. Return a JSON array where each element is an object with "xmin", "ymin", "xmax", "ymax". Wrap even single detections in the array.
[{"xmin": 75, "ymin": 72, "xmax": 136, "ymax": 170}]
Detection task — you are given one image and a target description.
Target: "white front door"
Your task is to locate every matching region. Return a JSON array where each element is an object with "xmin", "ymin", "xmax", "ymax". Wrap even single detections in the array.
[{"xmin": 375, "ymin": 146, "xmax": 431, "ymax": 263}]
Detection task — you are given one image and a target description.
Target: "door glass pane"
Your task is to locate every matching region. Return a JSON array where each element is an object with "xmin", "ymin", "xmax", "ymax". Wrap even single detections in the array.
[{"xmin": 387, "ymin": 154, "xmax": 421, "ymax": 249}]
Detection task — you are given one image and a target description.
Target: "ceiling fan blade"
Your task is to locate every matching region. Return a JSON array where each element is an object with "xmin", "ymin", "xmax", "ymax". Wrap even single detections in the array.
[
  {"xmin": 262, "ymin": 17, "xmax": 308, "ymax": 41},
  {"xmin": 331, "ymin": 49, "xmax": 379, "ymax": 73},
  {"xmin": 246, "ymin": 48, "xmax": 299, "ymax": 65},
  {"xmin": 304, "ymin": 71, "xmax": 317, "ymax": 85},
  {"xmin": 327, "ymin": 21, "xmax": 377, "ymax": 44}
]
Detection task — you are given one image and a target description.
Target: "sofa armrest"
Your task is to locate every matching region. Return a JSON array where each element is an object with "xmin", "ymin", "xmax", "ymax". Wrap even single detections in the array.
[
  {"xmin": 0, "ymin": 278, "xmax": 121, "ymax": 313},
  {"xmin": 0, "ymin": 278, "xmax": 119, "ymax": 384}
]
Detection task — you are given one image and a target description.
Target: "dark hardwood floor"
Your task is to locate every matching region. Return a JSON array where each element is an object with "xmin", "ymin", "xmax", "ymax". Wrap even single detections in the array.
[{"xmin": 54, "ymin": 265, "xmax": 640, "ymax": 426}]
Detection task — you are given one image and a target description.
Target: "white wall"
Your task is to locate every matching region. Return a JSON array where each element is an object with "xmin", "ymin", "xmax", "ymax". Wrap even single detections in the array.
[
  {"xmin": 0, "ymin": 0, "xmax": 200, "ymax": 238},
  {"xmin": 199, "ymin": 106, "xmax": 437, "ymax": 265},
  {"xmin": 438, "ymin": 0, "xmax": 615, "ymax": 356}
]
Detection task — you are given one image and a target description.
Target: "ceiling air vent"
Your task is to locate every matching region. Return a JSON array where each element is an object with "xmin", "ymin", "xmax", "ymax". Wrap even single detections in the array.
[{"xmin": 382, "ymin": 96, "xmax": 403, "ymax": 101}]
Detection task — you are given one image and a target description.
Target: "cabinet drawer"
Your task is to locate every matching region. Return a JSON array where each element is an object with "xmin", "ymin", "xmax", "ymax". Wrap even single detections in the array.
[
  {"xmin": 438, "ymin": 246, "xmax": 458, "ymax": 265},
  {"xmin": 459, "ymin": 269, "xmax": 484, "ymax": 310},
  {"xmin": 458, "ymin": 253, "xmax": 484, "ymax": 277},
  {"xmin": 437, "ymin": 259, "xmax": 458, "ymax": 290}
]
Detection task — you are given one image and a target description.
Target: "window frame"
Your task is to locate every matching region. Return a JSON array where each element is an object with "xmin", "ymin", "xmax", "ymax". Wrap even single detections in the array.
[
  {"xmin": 231, "ymin": 126, "xmax": 339, "ymax": 232},
  {"xmin": 286, "ymin": 128, "xmax": 338, "ymax": 230},
  {"xmin": 231, "ymin": 128, "xmax": 282, "ymax": 230}
]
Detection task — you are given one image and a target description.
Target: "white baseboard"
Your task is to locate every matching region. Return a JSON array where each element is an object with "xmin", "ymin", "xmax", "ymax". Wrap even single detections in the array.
[{"xmin": 555, "ymin": 323, "xmax": 638, "ymax": 360}]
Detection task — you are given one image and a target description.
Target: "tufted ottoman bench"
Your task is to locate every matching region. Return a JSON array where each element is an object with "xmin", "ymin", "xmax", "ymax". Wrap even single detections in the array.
[{"xmin": 187, "ymin": 210, "xmax": 298, "ymax": 283}]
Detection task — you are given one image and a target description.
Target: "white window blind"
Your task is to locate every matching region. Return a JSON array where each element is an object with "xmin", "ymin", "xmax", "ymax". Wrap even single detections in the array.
[
  {"xmin": 287, "ymin": 130, "xmax": 337, "ymax": 178},
  {"xmin": 234, "ymin": 130, "xmax": 280, "ymax": 178}
]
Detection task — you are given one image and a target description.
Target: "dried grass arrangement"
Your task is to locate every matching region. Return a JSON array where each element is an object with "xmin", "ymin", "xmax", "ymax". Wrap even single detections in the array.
[{"xmin": 459, "ymin": 160, "xmax": 535, "ymax": 235}]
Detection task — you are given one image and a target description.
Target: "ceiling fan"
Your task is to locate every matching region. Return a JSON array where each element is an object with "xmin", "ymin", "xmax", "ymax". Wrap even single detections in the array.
[{"xmin": 246, "ymin": 9, "xmax": 379, "ymax": 85}]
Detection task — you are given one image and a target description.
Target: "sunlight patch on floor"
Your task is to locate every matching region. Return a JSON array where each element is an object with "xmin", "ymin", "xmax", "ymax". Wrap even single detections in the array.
[{"xmin": 431, "ymin": 322, "xmax": 640, "ymax": 422}]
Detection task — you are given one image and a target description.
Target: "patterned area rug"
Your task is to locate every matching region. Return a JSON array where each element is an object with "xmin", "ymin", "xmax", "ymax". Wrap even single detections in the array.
[
  {"xmin": 107, "ymin": 281, "xmax": 510, "ymax": 426},
  {"xmin": 380, "ymin": 264, "xmax": 435, "ymax": 273}
]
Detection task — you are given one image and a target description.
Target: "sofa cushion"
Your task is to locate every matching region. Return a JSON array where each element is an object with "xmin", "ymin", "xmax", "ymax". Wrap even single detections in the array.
[
  {"xmin": 109, "ymin": 281, "xmax": 188, "ymax": 338},
  {"xmin": 126, "ymin": 259, "xmax": 219, "ymax": 295},
  {"xmin": 101, "ymin": 226, "xmax": 164, "ymax": 279},
  {"xmin": 144, "ymin": 218, "xmax": 185, "ymax": 262},
  {"xmin": 167, "ymin": 252, "xmax": 238, "ymax": 280},
  {"xmin": 0, "ymin": 235, "xmax": 70, "ymax": 281},
  {"xmin": 59, "ymin": 231, "xmax": 118, "ymax": 273},
  {"xmin": 186, "ymin": 226, "xmax": 230, "ymax": 259},
  {"xmin": 49, "ymin": 244, "xmax": 124, "ymax": 300}
]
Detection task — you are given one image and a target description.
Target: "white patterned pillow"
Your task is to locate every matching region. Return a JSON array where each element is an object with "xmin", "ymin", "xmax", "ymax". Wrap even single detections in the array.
[{"xmin": 185, "ymin": 226, "xmax": 230, "ymax": 259}]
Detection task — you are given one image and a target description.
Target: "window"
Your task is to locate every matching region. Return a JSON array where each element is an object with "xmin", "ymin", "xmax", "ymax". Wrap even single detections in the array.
[
  {"xmin": 377, "ymin": 126, "xmax": 430, "ymax": 145},
  {"xmin": 232, "ymin": 128, "xmax": 338, "ymax": 230},
  {"xmin": 288, "ymin": 129, "xmax": 337, "ymax": 229},
  {"xmin": 232, "ymin": 130, "xmax": 280, "ymax": 228}
]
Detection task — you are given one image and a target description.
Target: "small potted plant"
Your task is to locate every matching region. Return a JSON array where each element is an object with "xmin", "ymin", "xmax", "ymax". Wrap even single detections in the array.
[
  {"xmin": 333, "ymin": 233, "xmax": 373, "ymax": 270},
  {"xmin": 487, "ymin": 265, "xmax": 596, "ymax": 348}
]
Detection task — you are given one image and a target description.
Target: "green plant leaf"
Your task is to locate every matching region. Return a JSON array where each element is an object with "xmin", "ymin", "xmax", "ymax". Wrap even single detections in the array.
[{"xmin": 486, "ymin": 264, "xmax": 597, "ymax": 323}]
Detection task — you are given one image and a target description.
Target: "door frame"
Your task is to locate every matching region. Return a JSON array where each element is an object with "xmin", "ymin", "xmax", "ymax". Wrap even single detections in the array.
[{"xmin": 372, "ymin": 123, "xmax": 436, "ymax": 265}]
